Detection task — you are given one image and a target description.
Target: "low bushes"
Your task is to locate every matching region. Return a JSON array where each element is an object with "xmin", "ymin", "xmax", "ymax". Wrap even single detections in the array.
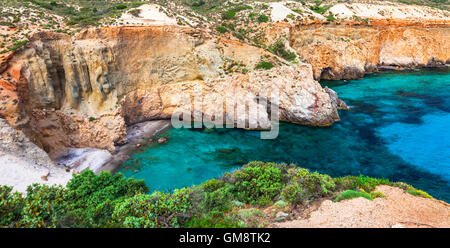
[
  {"xmin": 257, "ymin": 14, "xmax": 269, "ymax": 23},
  {"xmin": 227, "ymin": 162, "xmax": 284, "ymax": 205},
  {"xmin": 221, "ymin": 5, "xmax": 252, "ymax": 20},
  {"xmin": 406, "ymin": 189, "xmax": 433, "ymax": 198},
  {"xmin": 334, "ymin": 190, "xmax": 373, "ymax": 202},
  {"xmin": 255, "ymin": 60, "xmax": 274, "ymax": 70},
  {"xmin": 268, "ymin": 40, "xmax": 296, "ymax": 62},
  {"xmin": 335, "ymin": 175, "xmax": 391, "ymax": 192},
  {"xmin": 0, "ymin": 162, "xmax": 433, "ymax": 228},
  {"xmin": 113, "ymin": 188, "xmax": 193, "ymax": 228}
]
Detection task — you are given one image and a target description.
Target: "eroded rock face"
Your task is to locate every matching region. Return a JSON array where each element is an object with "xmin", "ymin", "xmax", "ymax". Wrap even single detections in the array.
[
  {"xmin": 1, "ymin": 21, "xmax": 447, "ymax": 161},
  {"xmin": 0, "ymin": 26, "xmax": 345, "ymax": 157},
  {"xmin": 121, "ymin": 65, "xmax": 343, "ymax": 128},
  {"xmin": 28, "ymin": 110, "xmax": 126, "ymax": 158},
  {"xmin": 0, "ymin": 118, "xmax": 54, "ymax": 167},
  {"xmin": 290, "ymin": 23, "xmax": 450, "ymax": 80}
]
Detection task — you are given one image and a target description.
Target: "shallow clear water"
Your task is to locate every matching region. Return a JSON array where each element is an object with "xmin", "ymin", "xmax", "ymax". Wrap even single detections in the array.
[{"xmin": 119, "ymin": 69, "xmax": 450, "ymax": 202}]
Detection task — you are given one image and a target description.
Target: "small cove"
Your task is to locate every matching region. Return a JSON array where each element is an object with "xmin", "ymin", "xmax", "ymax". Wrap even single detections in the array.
[{"xmin": 119, "ymin": 68, "xmax": 450, "ymax": 202}]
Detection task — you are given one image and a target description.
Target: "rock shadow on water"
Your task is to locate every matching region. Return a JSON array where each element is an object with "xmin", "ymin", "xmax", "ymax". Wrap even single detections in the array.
[
  {"xmin": 208, "ymin": 147, "xmax": 248, "ymax": 167},
  {"xmin": 397, "ymin": 90, "xmax": 449, "ymax": 113}
]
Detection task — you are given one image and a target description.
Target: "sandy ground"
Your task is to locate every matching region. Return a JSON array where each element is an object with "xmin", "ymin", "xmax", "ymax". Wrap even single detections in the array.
[
  {"xmin": 0, "ymin": 152, "xmax": 72, "ymax": 193},
  {"xmin": 267, "ymin": 1, "xmax": 449, "ymax": 23},
  {"xmin": 329, "ymin": 3, "xmax": 450, "ymax": 21},
  {"xmin": 269, "ymin": 2, "xmax": 325, "ymax": 22},
  {"xmin": 275, "ymin": 185, "xmax": 450, "ymax": 228},
  {"xmin": 56, "ymin": 148, "xmax": 113, "ymax": 174},
  {"xmin": 270, "ymin": 2, "xmax": 298, "ymax": 22},
  {"xmin": 119, "ymin": 4, "xmax": 177, "ymax": 25},
  {"xmin": 0, "ymin": 119, "xmax": 170, "ymax": 192}
]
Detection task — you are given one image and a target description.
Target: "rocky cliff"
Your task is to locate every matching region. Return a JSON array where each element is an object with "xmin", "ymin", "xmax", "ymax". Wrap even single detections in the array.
[
  {"xmin": 0, "ymin": 26, "xmax": 345, "ymax": 158},
  {"xmin": 290, "ymin": 21, "xmax": 450, "ymax": 80},
  {"xmin": 1, "ymin": 20, "xmax": 448, "ymax": 160}
]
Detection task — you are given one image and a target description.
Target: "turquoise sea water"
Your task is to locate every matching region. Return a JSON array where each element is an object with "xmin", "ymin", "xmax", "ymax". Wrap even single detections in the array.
[{"xmin": 119, "ymin": 69, "xmax": 450, "ymax": 202}]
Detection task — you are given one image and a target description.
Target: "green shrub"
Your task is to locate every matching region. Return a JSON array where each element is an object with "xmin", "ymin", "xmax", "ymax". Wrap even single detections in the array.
[
  {"xmin": 255, "ymin": 60, "xmax": 274, "ymax": 70},
  {"xmin": 64, "ymin": 170, "xmax": 148, "ymax": 227},
  {"xmin": 232, "ymin": 32, "xmax": 245, "ymax": 40},
  {"xmin": 334, "ymin": 190, "xmax": 373, "ymax": 202},
  {"xmin": 222, "ymin": 5, "xmax": 252, "ymax": 20},
  {"xmin": 216, "ymin": 26, "xmax": 227, "ymax": 33},
  {"xmin": 112, "ymin": 193, "xmax": 156, "ymax": 228},
  {"xmin": 309, "ymin": 5, "xmax": 331, "ymax": 14},
  {"xmin": 114, "ymin": 4, "xmax": 127, "ymax": 10},
  {"xmin": 20, "ymin": 184, "xmax": 68, "ymax": 228},
  {"xmin": 391, "ymin": 181, "xmax": 433, "ymax": 199},
  {"xmin": 185, "ymin": 0, "xmax": 206, "ymax": 7},
  {"xmin": 113, "ymin": 187, "xmax": 193, "ymax": 228},
  {"xmin": 269, "ymin": 40, "xmax": 296, "ymax": 62},
  {"xmin": 257, "ymin": 14, "xmax": 269, "ymax": 23},
  {"xmin": 185, "ymin": 210, "xmax": 243, "ymax": 228},
  {"xmin": 201, "ymin": 183, "xmax": 233, "ymax": 212},
  {"xmin": 302, "ymin": 171, "xmax": 335, "ymax": 198},
  {"xmin": 281, "ymin": 182, "xmax": 304, "ymax": 204},
  {"xmin": 0, "ymin": 161, "xmax": 437, "ymax": 228},
  {"xmin": 0, "ymin": 186, "xmax": 24, "ymax": 227},
  {"xmin": 370, "ymin": 191, "xmax": 385, "ymax": 199},
  {"xmin": 281, "ymin": 168, "xmax": 335, "ymax": 204},
  {"xmin": 326, "ymin": 13, "xmax": 336, "ymax": 22},
  {"xmin": 201, "ymin": 178, "xmax": 225, "ymax": 192},
  {"xmin": 406, "ymin": 189, "xmax": 433, "ymax": 199},
  {"xmin": 229, "ymin": 161, "xmax": 284, "ymax": 205},
  {"xmin": 7, "ymin": 40, "xmax": 29, "ymax": 52},
  {"xmin": 335, "ymin": 175, "xmax": 391, "ymax": 192}
]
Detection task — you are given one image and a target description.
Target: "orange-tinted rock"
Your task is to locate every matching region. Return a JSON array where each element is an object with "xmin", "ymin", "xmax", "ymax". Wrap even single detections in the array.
[{"xmin": 290, "ymin": 22, "xmax": 450, "ymax": 80}]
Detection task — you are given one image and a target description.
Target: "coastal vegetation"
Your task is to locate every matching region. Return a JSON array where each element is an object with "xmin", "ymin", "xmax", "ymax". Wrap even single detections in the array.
[
  {"xmin": 334, "ymin": 190, "xmax": 373, "ymax": 202},
  {"xmin": 0, "ymin": 161, "xmax": 433, "ymax": 228}
]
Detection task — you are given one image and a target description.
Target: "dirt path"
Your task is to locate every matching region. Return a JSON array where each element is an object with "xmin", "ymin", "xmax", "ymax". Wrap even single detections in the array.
[{"xmin": 275, "ymin": 185, "xmax": 450, "ymax": 228}]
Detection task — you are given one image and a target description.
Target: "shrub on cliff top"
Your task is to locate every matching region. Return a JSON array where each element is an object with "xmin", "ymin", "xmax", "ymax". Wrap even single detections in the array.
[
  {"xmin": 65, "ymin": 170, "xmax": 148, "ymax": 227},
  {"xmin": 406, "ymin": 189, "xmax": 433, "ymax": 199},
  {"xmin": 221, "ymin": 5, "xmax": 252, "ymax": 20},
  {"xmin": 257, "ymin": 14, "xmax": 269, "ymax": 23},
  {"xmin": 0, "ymin": 186, "xmax": 24, "ymax": 227},
  {"xmin": 268, "ymin": 40, "xmax": 296, "ymax": 62},
  {"xmin": 20, "ymin": 184, "xmax": 68, "ymax": 228},
  {"xmin": 281, "ymin": 167, "xmax": 335, "ymax": 205},
  {"xmin": 335, "ymin": 175, "xmax": 391, "ymax": 193},
  {"xmin": 334, "ymin": 190, "xmax": 373, "ymax": 202},
  {"xmin": 227, "ymin": 161, "xmax": 285, "ymax": 205},
  {"xmin": 113, "ymin": 188, "xmax": 193, "ymax": 228},
  {"xmin": 0, "ymin": 161, "xmax": 430, "ymax": 228},
  {"xmin": 255, "ymin": 60, "xmax": 274, "ymax": 70}
]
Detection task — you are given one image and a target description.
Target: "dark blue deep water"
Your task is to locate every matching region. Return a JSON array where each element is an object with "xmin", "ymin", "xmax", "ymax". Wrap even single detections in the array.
[{"xmin": 120, "ymin": 69, "xmax": 450, "ymax": 202}]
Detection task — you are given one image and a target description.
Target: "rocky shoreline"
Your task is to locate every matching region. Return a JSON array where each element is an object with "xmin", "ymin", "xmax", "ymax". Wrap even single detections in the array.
[
  {"xmin": 0, "ymin": 118, "xmax": 171, "ymax": 193},
  {"xmin": 55, "ymin": 120, "xmax": 172, "ymax": 174},
  {"xmin": 101, "ymin": 120, "xmax": 171, "ymax": 173},
  {"xmin": 0, "ymin": 13, "xmax": 448, "ymax": 193}
]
